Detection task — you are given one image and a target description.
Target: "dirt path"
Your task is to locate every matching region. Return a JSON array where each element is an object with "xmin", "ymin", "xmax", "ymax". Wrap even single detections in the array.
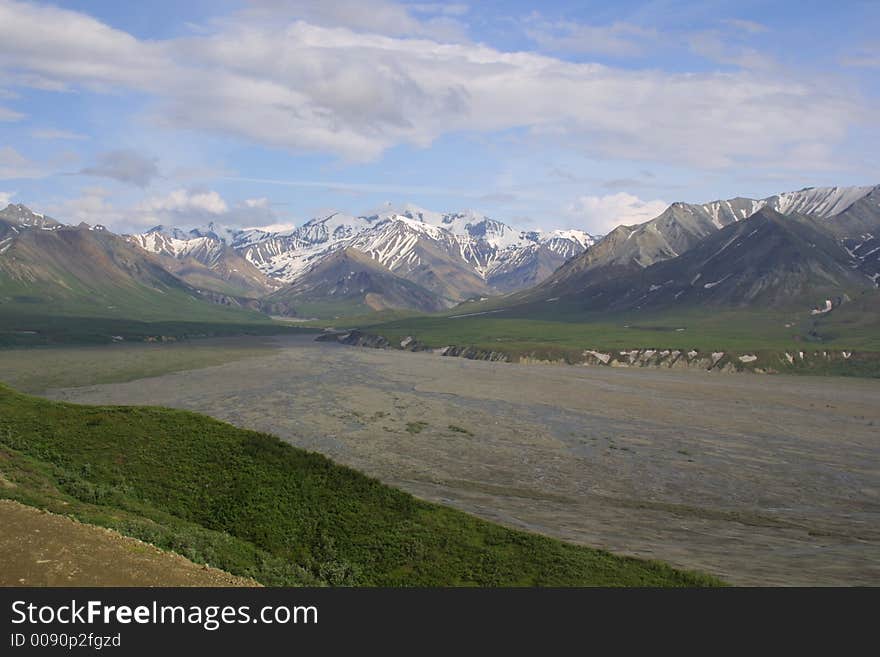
[
  {"xmin": 31, "ymin": 335, "xmax": 880, "ymax": 585},
  {"xmin": 0, "ymin": 500, "xmax": 258, "ymax": 587}
]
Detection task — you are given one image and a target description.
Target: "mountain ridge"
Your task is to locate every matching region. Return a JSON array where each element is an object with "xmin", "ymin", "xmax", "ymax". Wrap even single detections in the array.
[
  {"xmin": 4, "ymin": 182, "xmax": 878, "ymax": 320},
  {"xmin": 558, "ymin": 208, "xmax": 872, "ymax": 312},
  {"xmin": 525, "ymin": 184, "xmax": 880, "ymax": 308},
  {"xmin": 131, "ymin": 205, "xmax": 598, "ymax": 303}
]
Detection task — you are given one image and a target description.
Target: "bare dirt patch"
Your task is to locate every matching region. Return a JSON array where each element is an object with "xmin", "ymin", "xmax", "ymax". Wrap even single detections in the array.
[{"xmin": 0, "ymin": 499, "xmax": 259, "ymax": 587}]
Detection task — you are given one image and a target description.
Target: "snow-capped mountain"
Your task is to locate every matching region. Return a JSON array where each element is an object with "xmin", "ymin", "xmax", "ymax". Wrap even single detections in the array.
[
  {"xmin": 130, "ymin": 225, "xmax": 227, "ymax": 263},
  {"xmin": 765, "ymin": 186, "xmax": 877, "ymax": 218},
  {"xmin": 0, "ymin": 204, "xmax": 62, "ymax": 231},
  {"xmin": 127, "ymin": 225, "xmax": 279, "ymax": 297},
  {"xmin": 131, "ymin": 206, "xmax": 598, "ymax": 302},
  {"xmin": 0, "ymin": 204, "xmax": 220, "ymax": 315},
  {"xmin": 122, "ymin": 183, "xmax": 878, "ymax": 311}
]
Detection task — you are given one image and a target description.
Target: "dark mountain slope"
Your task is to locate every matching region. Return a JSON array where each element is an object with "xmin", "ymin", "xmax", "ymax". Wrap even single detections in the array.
[
  {"xmin": 819, "ymin": 187, "xmax": 880, "ymax": 283},
  {"xmin": 556, "ymin": 208, "xmax": 872, "ymax": 312}
]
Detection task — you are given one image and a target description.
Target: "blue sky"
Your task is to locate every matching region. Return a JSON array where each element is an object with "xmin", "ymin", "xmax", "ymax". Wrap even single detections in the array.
[{"xmin": 0, "ymin": 0, "xmax": 877, "ymax": 234}]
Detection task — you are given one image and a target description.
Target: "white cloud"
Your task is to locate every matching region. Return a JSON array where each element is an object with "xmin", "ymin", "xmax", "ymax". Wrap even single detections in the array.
[
  {"xmin": 139, "ymin": 189, "xmax": 228, "ymax": 216},
  {"xmin": 31, "ymin": 128, "xmax": 88, "ymax": 140},
  {"xmin": 0, "ymin": 0, "xmax": 866, "ymax": 169},
  {"xmin": 526, "ymin": 20, "xmax": 657, "ymax": 57},
  {"xmin": 241, "ymin": 0, "xmax": 468, "ymax": 41},
  {"xmin": 721, "ymin": 19, "xmax": 768, "ymax": 34},
  {"xmin": 687, "ymin": 30, "xmax": 775, "ymax": 71},
  {"xmin": 248, "ymin": 221, "xmax": 297, "ymax": 232},
  {"xmin": 0, "ymin": 146, "xmax": 43, "ymax": 179},
  {"xmin": 45, "ymin": 187, "xmax": 121, "ymax": 226},
  {"xmin": 0, "ymin": 105, "xmax": 23, "ymax": 121},
  {"xmin": 0, "ymin": 190, "xmax": 14, "ymax": 205},
  {"xmin": 842, "ymin": 44, "xmax": 880, "ymax": 69},
  {"xmin": 79, "ymin": 150, "xmax": 160, "ymax": 187},
  {"xmin": 564, "ymin": 192, "xmax": 668, "ymax": 234},
  {"xmin": 43, "ymin": 187, "xmax": 290, "ymax": 233},
  {"xmin": 410, "ymin": 3, "xmax": 469, "ymax": 17}
]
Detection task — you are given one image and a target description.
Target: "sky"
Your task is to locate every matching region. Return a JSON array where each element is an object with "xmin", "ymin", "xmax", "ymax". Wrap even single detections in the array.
[{"xmin": 0, "ymin": 0, "xmax": 877, "ymax": 235}]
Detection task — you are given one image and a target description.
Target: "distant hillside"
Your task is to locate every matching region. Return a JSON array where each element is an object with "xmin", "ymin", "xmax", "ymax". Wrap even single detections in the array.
[
  {"xmin": 0, "ymin": 384, "xmax": 719, "ymax": 586},
  {"xmin": 541, "ymin": 208, "xmax": 872, "ymax": 312},
  {"xmin": 0, "ymin": 204, "xmax": 268, "ymax": 322}
]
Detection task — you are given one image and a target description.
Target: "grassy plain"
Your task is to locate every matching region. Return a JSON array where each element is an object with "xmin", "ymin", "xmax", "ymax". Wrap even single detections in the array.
[
  {"xmin": 338, "ymin": 293, "xmax": 880, "ymax": 378},
  {"xmin": 364, "ymin": 305, "xmax": 880, "ymax": 353},
  {"xmin": 0, "ymin": 310, "xmax": 316, "ymax": 347},
  {"xmin": 0, "ymin": 338, "xmax": 282, "ymax": 393}
]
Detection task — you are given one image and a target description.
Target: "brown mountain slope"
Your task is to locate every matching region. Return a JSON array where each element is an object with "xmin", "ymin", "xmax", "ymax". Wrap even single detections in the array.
[
  {"xmin": 264, "ymin": 247, "xmax": 450, "ymax": 317},
  {"xmin": 128, "ymin": 229, "xmax": 279, "ymax": 297},
  {"xmin": 0, "ymin": 206, "xmax": 266, "ymax": 320}
]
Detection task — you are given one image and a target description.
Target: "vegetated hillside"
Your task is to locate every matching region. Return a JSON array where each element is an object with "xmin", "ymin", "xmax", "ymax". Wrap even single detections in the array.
[
  {"xmin": 0, "ymin": 384, "xmax": 720, "ymax": 587},
  {"xmin": 0, "ymin": 205, "xmax": 268, "ymax": 323},
  {"xmin": 263, "ymin": 247, "xmax": 449, "ymax": 318}
]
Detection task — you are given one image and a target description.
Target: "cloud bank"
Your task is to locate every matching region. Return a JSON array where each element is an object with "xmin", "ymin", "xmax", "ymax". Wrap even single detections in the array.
[
  {"xmin": 0, "ymin": 0, "xmax": 862, "ymax": 169},
  {"xmin": 565, "ymin": 193, "xmax": 668, "ymax": 234}
]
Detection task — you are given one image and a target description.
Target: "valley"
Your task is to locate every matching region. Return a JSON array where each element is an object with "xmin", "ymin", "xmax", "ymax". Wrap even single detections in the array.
[
  {"xmin": 13, "ymin": 334, "xmax": 879, "ymax": 586},
  {"xmin": 2, "ymin": 0, "xmax": 878, "ymax": 605}
]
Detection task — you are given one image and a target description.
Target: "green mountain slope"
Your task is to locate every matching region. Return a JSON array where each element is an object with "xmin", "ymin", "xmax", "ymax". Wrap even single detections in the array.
[
  {"xmin": 0, "ymin": 384, "xmax": 720, "ymax": 586},
  {"xmin": 0, "ymin": 206, "xmax": 268, "ymax": 323}
]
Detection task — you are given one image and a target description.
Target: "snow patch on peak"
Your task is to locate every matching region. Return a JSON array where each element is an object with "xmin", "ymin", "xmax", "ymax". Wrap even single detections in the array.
[
  {"xmin": 146, "ymin": 225, "xmax": 191, "ymax": 241},
  {"xmin": 541, "ymin": 229, "xmax": 596, "ymax": 249},
  {"xmin": 768, "ymin": 186, "xmax": 875, "ymax": 218},
  {"xmin": 0, "ymin": 203, "xmax": 60, "ymax": 229}
]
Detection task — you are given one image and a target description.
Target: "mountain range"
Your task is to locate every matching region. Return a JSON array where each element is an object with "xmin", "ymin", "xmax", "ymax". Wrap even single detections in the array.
[
  {"xmin": 129, "ymin": 205, "xmax": 597, "ymax": 315},
  {"xmin": 1, "ymin": 184, "xmax": 878, "ymax": 321},
  {"xmin": 514, "ymin": 185, "xmax": 880, "ymax": 314}
]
